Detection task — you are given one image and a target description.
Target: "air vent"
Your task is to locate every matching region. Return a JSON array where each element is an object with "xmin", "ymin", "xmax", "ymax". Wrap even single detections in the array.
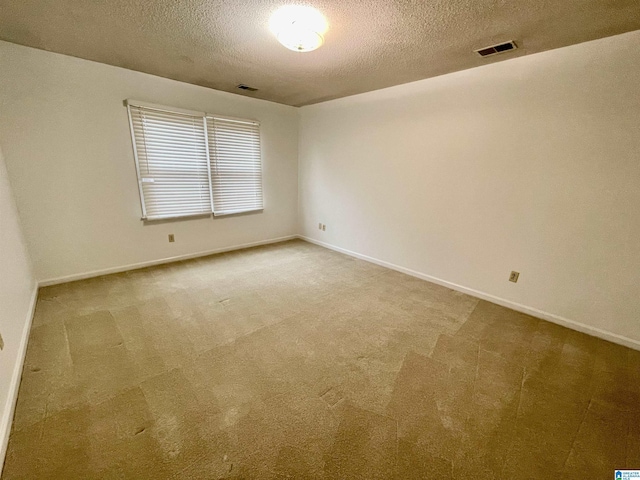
[
  {"xmin": 237, "ymin": 84, "xmax": 258, "ymax": 92},
  {"xmin": 475, "ymin": 41, "xmax": 517, "ymax": 58}
]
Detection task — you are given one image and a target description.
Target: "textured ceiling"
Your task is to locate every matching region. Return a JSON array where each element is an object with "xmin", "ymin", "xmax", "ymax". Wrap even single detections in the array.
[{"xmin": 1, "ymin": 0, "xmax": 640, "ymax": 106}]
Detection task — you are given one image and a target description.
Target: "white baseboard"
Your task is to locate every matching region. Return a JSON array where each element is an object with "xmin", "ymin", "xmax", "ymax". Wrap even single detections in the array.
[
  {"xmin": 0, "ymin": 283, "xmax": 38, "ymax": 475},
  {"xmin": 299, "ymin": 235, "xmax": 640, "ymax": 351},
  {"xmin": 38, "ymin": 235, "xmax": 298, "ymax": 287}
]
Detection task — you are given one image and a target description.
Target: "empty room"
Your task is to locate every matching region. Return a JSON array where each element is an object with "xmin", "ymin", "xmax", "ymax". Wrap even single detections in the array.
[{"xmin": 1, "ymin": 0, "xmax": 639, "ymax": 478}]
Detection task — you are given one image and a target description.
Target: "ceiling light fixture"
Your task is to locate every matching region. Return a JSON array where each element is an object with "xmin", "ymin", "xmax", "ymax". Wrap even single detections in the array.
[{"xmin": 269, "ymin": 5, "xmax": 328, "ymax": 53}]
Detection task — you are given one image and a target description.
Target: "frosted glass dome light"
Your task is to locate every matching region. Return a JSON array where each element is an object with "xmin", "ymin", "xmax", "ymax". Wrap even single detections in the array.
[{"xmin": 269, "ymin": 5, "xmax": 328, "ymax": 52}]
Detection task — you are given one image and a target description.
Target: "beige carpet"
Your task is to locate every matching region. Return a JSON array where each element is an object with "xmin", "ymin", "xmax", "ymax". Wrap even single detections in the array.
[{"xmin": 2, "ymin": 239, "xmax": 639, "ymax": 479}]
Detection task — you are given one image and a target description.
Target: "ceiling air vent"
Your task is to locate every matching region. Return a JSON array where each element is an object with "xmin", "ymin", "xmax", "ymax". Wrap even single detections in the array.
[
  {"xmin": 475, "ymin": 41, "xmax": 517, "ymax": 58},
  {"xmin": 237, "ymin": 84, "xmax": 258, "ymax": 92}
]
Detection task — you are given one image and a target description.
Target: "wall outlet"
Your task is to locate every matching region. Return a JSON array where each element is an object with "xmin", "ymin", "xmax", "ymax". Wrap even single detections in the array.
[
  {"xmin": 168, "ymin": 234, "xmax": 175, "ymax": 243},
  {"xmin": 509, "ymin": 271, "xmax": 520, "ymax": 283},
  {"xmin": 322, "ymin": 224, "xmax": 326, "ymax": 231},
  {"xmin": 0, "ymin": 332, "xmax": 4, "ymax": 351}
]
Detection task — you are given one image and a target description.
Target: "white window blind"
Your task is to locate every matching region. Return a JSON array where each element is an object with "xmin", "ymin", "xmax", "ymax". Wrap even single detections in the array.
[
  {"xmin": 126, "ymin": 101, "xmax": 263, "ymax": 220},
  {"xmin": 207, "ymin": 116, "xmax": 263, "ymax": 216},
  {"xmin": 128, "ymin": 105, "xmax": 212, "ymax": 220}
]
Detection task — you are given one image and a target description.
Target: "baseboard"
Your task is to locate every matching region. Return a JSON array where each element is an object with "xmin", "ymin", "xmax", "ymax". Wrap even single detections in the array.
[
  {"xmin": 298, "ymin": 235, "xmax": 640, "ymax": 351},
  {"xmin": 0, "ymin": 283, "xmax": 38, "ymax": 475},
  {"xmin": 38, "ymin": 235, "xmax": 299, "ymax": 287}
]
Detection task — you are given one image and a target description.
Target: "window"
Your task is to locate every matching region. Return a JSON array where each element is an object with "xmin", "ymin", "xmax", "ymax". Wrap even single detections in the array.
[
  {"xmin": 126, "ymin": 100, "xmax": 263, "ymax": 220},
  {"xmin": 207, "ymin": 116, "xmax": 263, "ymax": 216}
]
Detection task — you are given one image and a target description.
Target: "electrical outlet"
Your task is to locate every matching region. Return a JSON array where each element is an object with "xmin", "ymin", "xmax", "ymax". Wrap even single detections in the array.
[
  {"xmin": 0, "ymin": 333, "xmax": 4, "ymax": 351},
  {"xmin": 168, "ymin": 234, "xmax": 175, "ymax": 243},
  {"xmin": 322, "ymin": 224, "xmax": 326, "ymax": 231},
  {"xmin": 318, "ymin": 222, "xmax": 322, "ymax": 230},
  {"xmin": 509, "ymin": 271, "xmax": 520, "ymax": 283}
]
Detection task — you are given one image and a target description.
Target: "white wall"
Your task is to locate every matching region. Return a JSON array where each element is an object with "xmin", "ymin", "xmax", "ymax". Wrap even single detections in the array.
[
  {"xmin": 0, "ymin": 144, "xmax": 36, "ymax": 468},
  {"xmin": 299, "ymin": 30, "xmax": 640, "ymax": 346},
  {"xmin": 0, "ymin": 41, "xmax": 299, "ymax": 283},
  {"xmin": 1, "ymin": 31, "xmax": 639, "ymax": 347}
]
